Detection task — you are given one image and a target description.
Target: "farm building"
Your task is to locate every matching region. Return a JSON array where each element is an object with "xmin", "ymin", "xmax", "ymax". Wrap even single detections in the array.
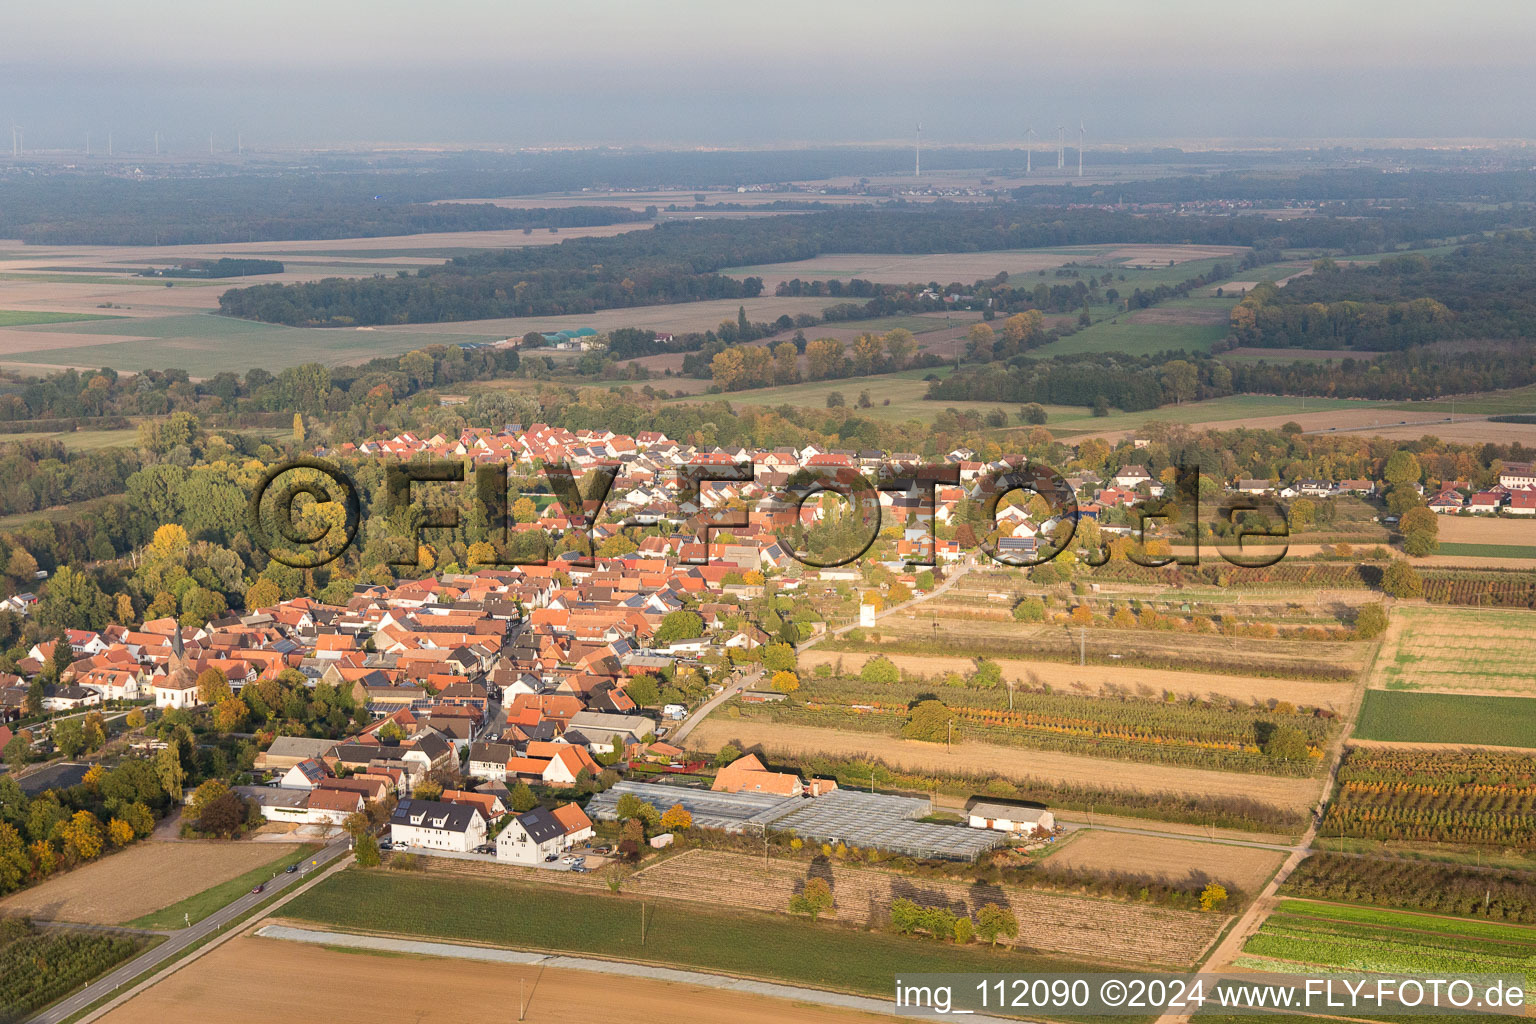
[{"xmin": 967, "ymin": 801, "xmax": 1055, "ymax": 834}]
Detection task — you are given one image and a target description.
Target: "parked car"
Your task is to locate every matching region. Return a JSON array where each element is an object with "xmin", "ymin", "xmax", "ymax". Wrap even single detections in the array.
[
  {"xmin": 570, "ymin": 865, "xmax": 589, "ymax": 874},
  {"xmin": 591, "ymin": 845, "xmax": 612, "ymax": 855},
  {"xmin": 561, "ymin": 855, "xmax": 584, "ymax": 865},
  {"xmin": 544, "ymin": 853, "xmax": 559, "ymax": 862}
]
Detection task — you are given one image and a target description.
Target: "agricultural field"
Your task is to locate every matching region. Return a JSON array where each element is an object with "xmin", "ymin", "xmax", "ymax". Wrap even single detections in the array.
[
  {"xmin": 0, "ymin": 840, "xmax": 294, "ymax": 924},
  {"xmin": 1353, "ymin": 691, "xmax": 1536, "ymax": 748},
  {"xmin": 1283, "ymin": 851, "xmax": 1536, "ymax": 922},
  {"xmin": 0, "ymin": 917, "xmax": 152, "ymax": 1024},
  {"xmin": 0, "ymin": 309, "xmax": 122, "ymax": 327},
  {"xmin": 1437, "ymin": 516, "xmax": 1536, "ymax": 546},
  {"xmin": 1367, "ymin": 606, "xmax": 1536, "ymax": 697},
  {"xmin": 0, "ymin": 426, "xmax": 142, "ymax": 451},
  {"xmin": 687, "ymin": 717, "xmax": 1326, "ymax": 814},
  {"xmin": 1030, "ymin": 301, "xmax": 1235, "ymax": 358},
  {"xmin": 1040, "ymin": 830, "xmax": 1284, "ymax": 894},
  {"xmin": 612, "ymin": 848, "xmax": 1223, "ymax": 967},
  {"xmin": 1236, "ymin": 899, "xmax": 1536, "ymax": 995},
  {"xmin": 742, "ymin": 671, "xmax": 1335, "ymax": 776},
  {"xmin": 1434, "ymin": 542, "xmax": 1536, "ymax": 560},
  {"xmin": 798, "ymin": 649, "xmax": 1355, "ymax": 710},
  {"xmin": 96, "ymin": 933, "xmax": 893, "ymax": 1024},
  {"xmin": 719, "ymin": 244, "xmax": 1246, "ymax": 292},
  {"xmin": 832, "ymin": 601, "xmax": 1368, "ymax": 683},
  {"xmin": 1321, "ymin": 748, "xmax": 1536, "ymax": 847},
  {"xmin": 282, "ymin": 868, "xmax": 1110, "ymax": 997}
]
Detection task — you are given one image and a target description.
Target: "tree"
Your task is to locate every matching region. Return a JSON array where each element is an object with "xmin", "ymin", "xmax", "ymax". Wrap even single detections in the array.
[
  {"xmin": 197, "ymin": 668, "xmax": 231, "ymax": 706},
  {"xmin": 883, "ymin": 328, "xmax": 917, "ymax": 369},
  {"xmin": 714, "ymin": 743, "xmax": 742, "ymax": 768},
  {"xmin": 1012, "ymin": 596, "xmax": 1046, "ymax": 622},
  {"xmin": 953, "ymin": 917, "xmax": 975, "ymax": 944},
  {"xmin": 761, "ymin": 643, "xmax": 797, "ymax": 672},
  {"xmin": 1262, "ymin": 724, "xmax": 1310, "ymax": 761},
  {"xmin": 196, "ymin": 792, "xmax": 249, "ymax": 837},
  {"xmin": 81, "ymin": 713, "xmax": 106, "ymax": 753},
  {"xmin": 3, "ymin": 732, "xmax": 32, "ymax": 768},
  {"xmin": 770, "ymin": 670, "xmax": 800, "ymax": 693},
  {"xmin": 1384, "ymin": 450, "xmax": 1422, "ymax": 488},
  {"xmin": 355, "ymin": 839, "xmax": 381, "ymax": 867},
  {"xmin": 23, "ymin": 679, "xmax": 43, "ymax": 717},
  {"xmin": 124, "ymin": 802, "xmax": 156, "ymax": 838},
  {"xmin": 1353, "ymin": 603, "xmax": 1388, "ymax": 638},
  {"xmin": 54, "ymin": 718, "xmax": 86, "ymax": 759},
  {"xmin": 902, "ymin": 699, "xmax": 957, "ymax": 743},
  {"xmin": 155, "ymin": 741, "xmax": 185, "ymax": 799},
  {"xmin": 625, "ymin": 674, "xmax": 660, "ymax": 707},
  {"xmin": 1199, "ymin": 882, "xmax": 1229, "ymax": 912},
  {"xmin": 62, "ymin": 810, "xmax": 104, "ymax": 860},
  {"xmin": 788, "ymin": 876, "xmax": 834, "ymax": 921},
  {"xmin": 244, "ymin": 578, "xmax": 281, "ymax": 610},
  {"xmin": 859, "ymin": 656, "xmax": 899, "ymax": 685},
  {"xmin": 1400, "ymin": 506, "xmax": 1439, "ymax": 556},
  {"xmin": 1288, "ymin": 497, "xmax": 1316, "ymax": 533},
  {"xmin": 292, "ymin": 412, "xmax": 305, "ymax": 443},
  {"xmin": 510, "ymin": 781, "xmax": 538, "ymax": 812},
  {"xmin": 190, "ymin": 779, "xmax": 230, "ymax": 821},
  {"xmin": 660, "ymin": 803, "xmax": 693, "ymax": 832},
  {"xmin": 1381, "ymin": 559, "xmax": 1423, "ymax": 599},
  {"xmin": 1160, "ymin": 359, "xmax": 1198, "ymax": 404},
  {"xmin": 107, "ymin": 817, "xmax": 136, "ymax": 848},
  {"xmin": 653, "ymin": 610, "xmax": 703, "ymax": 645},
  {"xmin": 975, "ymin": 903, "xmax": 1019, "ymax": 946},
  {"xmin": 125, "ymin": 708, "xmax": 146, "ymax": 729}
]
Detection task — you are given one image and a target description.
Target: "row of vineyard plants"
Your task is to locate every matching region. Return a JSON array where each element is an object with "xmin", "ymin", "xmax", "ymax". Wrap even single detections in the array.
[
  {"xmin": 1321, "ymin": 749, "xmax": 1536, "ymax": 847},
  {"xmin": 0, "ymin": 917, "xmax": 148, "ymax": 1023},
  {"xmin": 1282, "ymin": 852, "xmax": 1536, "ymax": 923}
]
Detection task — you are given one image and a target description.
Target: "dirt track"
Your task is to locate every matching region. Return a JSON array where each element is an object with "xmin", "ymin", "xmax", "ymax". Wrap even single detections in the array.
[
  {"xmin": 96, "ymin": 934, "xmax": 890, "ymax": 1024},
  {"xmin": 688, "ymin": 719, "xmax": 1323, "ymax": 812}
]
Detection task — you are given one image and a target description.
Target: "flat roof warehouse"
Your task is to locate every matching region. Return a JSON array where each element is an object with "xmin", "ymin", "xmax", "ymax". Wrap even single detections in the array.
[{"xmin": 587, "ymin": 781, "xmax": 1005, "ymax": 861}]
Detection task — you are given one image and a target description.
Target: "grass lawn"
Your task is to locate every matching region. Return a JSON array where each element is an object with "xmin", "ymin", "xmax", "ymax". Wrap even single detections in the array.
[
  {"xmin": 1353, "ymin": 690, "xmax": 1536, "ymax": 748},
  {"xmin": 0, "ymin": 310, "xmax": 124, "ymax": 327},
  {"xmin": 1436, "ymin": 542, "xmax": 1536, "ymax": 559},
  {"xmin": 127, "ymin": 844, "xmax": 321, "ymax": 929},
  {"xmin": 283, "ymin": 868, "xmax": 1102, "ymax": 999},
  {"xmin": 0, "ymin": 427, "xmax": 142, "ymax": 451},
  {"xmin": 1388, "ymin": 383, "xmax": 1536, "ymax": 416}
]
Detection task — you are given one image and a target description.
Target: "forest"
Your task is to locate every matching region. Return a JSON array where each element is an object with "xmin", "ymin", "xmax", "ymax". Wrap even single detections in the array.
[
  {"xmin": 1229, "ymin": 234, "xmax": 1536, "ymax": 350},
  {"xmin": 216, "ymin": 202, "xmax": 1530, "ymax": 327}
]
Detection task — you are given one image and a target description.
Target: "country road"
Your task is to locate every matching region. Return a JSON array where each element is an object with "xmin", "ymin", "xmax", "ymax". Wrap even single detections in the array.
[{"xmin": 26, "ymin": 837, "xmax": 351, "ymax": 1024}]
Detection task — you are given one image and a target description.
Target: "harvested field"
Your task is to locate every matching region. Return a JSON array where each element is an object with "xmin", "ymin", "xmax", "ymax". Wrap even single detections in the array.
[
  {"xmin": 797, "ymin": 649, "xmax": 1355, "ymax": 709},
  {"xmin": 1124, "ymin": 307, "xmax": 1230, "ymax": 325},
  {"xmin": 0, "ymin": 840, "xmax": 289, "ymax": 924},
  {"xmin": 618, "ymin": 849, "xmax": 1223, "ymax": 967},
  {"xmin": 1041, "ymin": 830, "xmax": 1284, "ymax": 893},
  {"xmin": 1438, "ymin": 516, "xmax": 1536, "ymax": 546},
  {"xmin": 1359, "ymin": 419, "xmax": 1536, "ymax": 445},
  {"xmin": 688, "ymin": 719, "xmax": 1324, "ymax": 812},
  {"xmin": 1367, "ymin": 605, "xmax": 1536, "ymax": 697},
  {"xmin": 830, "ymin": 611, "xmax": 1367, "ymax": 684},
  {"xmin": 96, "ymin": 933, "xmax": 892, "ymax": 1024}
]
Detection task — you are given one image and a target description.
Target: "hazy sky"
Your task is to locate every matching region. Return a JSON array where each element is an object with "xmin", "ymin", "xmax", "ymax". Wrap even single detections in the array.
[{"xmin": 3, "ymin": 1, "xmax": 1535, "ymax": 151}]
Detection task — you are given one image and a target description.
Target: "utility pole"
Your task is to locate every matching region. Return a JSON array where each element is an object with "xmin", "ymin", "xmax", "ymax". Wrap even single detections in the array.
[
  {"xmin": 519, "ymin": 978, "xmax": 526, "ymax": 1021},
  {"xmin": 946, "ymin": 718, "xmax": 953, "ymax": 752},
  {"xmin": 1079, "ymin": 628, "xmax": 1086, "ymax": 666},
  {"xmin": 640, "ymin": 901, "xmax": 646, "ymax": 945}
]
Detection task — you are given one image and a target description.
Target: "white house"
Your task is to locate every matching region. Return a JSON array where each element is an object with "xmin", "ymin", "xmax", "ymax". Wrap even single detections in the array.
[
  {"xmin": 279, "ymin": 758, "xmax": 328, "ymax": 791},
  {"xmin": 967, "ymin": 801, "xmax": 1055, "ymax": 835},
  {"xmin": 389, "ymin": 798, "xmax": 486, "ymax": 852},
  {"xmin": 467, "ymin": 741, "xmax": 515, "ymax": 781},
  {"xmin": 152, "ymin": 674, "xmax": 200, "ymax": 710},
  {"xmin": 42, "ymin": 685, "xmax": 101, "ymax": 713},
  {"xmin": 495, "ymin": 803, "xmax": 593, "ymax": 865}
]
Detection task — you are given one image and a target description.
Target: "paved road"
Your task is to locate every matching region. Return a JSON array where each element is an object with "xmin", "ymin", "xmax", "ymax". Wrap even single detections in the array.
[
  {"xmin": 259, "ymin": 924, "xmax": 1021, "ymax": 1024},
  {"xmin": 27, "ymin": 837, "xmax": 351, "ymax": 1024}
]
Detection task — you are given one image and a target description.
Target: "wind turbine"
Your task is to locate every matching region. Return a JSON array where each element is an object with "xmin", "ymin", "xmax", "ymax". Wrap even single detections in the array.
[
  {"xmin": 1025, "ymin": 127, "xmax": 1035, "ymax": 175},
  {"xmin": 1056, "ymin": 125, "xmax": 1064, "ymax": 169},
  {"xmin": 10, "ymin": 126, "xmax": 18, "ymax": 158},
  {"xmin": 914, "ymin": 123, "xmax": 922, "ymax": 177},
  {"xmin": 1078, "ymin": 122, "xmax": 1085, "ymax": 177},
  {"xmin": 108, "ymin": 131, "xmax": 113, "ymax": 156},
  {"xmin": 154, "ymin": 130, "xmax": 160, "ymax": 155}
]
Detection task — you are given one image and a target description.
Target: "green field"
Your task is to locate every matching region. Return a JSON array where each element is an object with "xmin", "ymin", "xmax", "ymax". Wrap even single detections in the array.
[
  {"xmin": 1390, "ymin": 382, "xmax": 1536, "ymax": 416},
  {"xmin": 0, "ymin": 310, "xmax": 123, "ymax": 327},
  {"xmin": 0, "ymin": 427, "xmax": 143, "ymax": 451},
  {"xmin": 284, "ymin": 868, "xmax": 1101, "ymax": 999},
  {"xmin": 128, "ymin": 844, "xmax": 322, "ymax": 930},
  {"xmin": 1237, "ymin": 899, "xmax": 1536, "ymax": 992},
  {"xmin": 1353, "ymin": 690, "xmax": 1536, "ymax": 748},
  {"xmin": 1436, "ymin": 542, "xmax": 1536, "ymax": 559},
  {"xmin": 1031, "ymin": 316, "xmax": 1230, "ymax": 358}
]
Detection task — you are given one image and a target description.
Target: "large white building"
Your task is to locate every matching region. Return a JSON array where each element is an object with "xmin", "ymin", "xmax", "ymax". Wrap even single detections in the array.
[
  {"xmin": 495, "ymin": 803, "xmax": 593, "ymax": 865},
  {"xmin": 389, "ymin": 798, "xmax": 486, "ymax": 852}
]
